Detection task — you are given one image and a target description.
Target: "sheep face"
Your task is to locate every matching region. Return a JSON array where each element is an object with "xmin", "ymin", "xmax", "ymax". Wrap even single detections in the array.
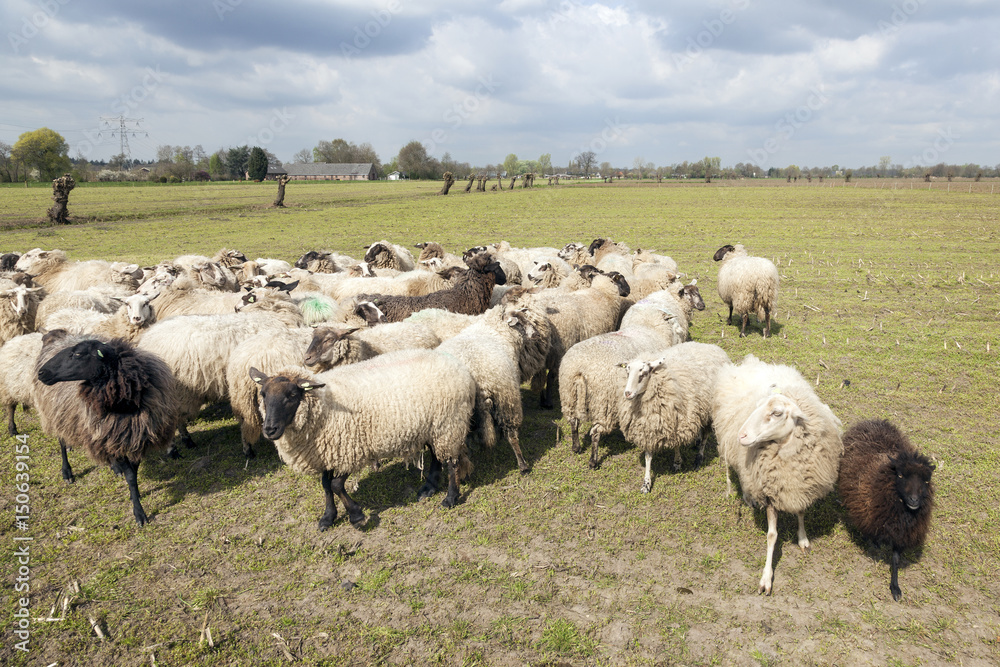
[
  {"xmin": 1, "ymin": 252, "xmax": 20, "ymax": 271},
  {"xmin": 304, "ymin": 327, "xmax": 356, "ymax": 368},
  {"xmin": 527, "ymin": 262, "xmax": 552, "ymax": 284},
  {"xmin": 604, "ymin": 271, "xmax": 631, "ymax": 297},
  {"xmin": 15, "ymin": 248, "xmax": 57, "ymax": 274},
  {"xmin": 38, "ymin": 339, "xmax": 117, "ymax": 386},
  {"xmin": 587, "ymin": 238, "xmax": 607, "ymax": 256},
  {"xmin": 363, "ymin": 243, "xmax": 391, "ymax": 266},
  {"xmin": 354, "ymin": 301, "xmax": 386, "ymax": 326},
  {"xmin": 557, "ymin": 242, "xmax": 585, "ymax": 262},
  {"xmin": 679, "ymin": 282, "xmax": 706, "ymax": 311},
  {"xmin": 713, "ymin": 244, "xmax": 736, "ymax": 262},
  {"xmin": 294, "ymin": 251, "xmax": 322, "ymax": 270},
  {"xmin": 249, "ymin": 367, "xmax": 324, "ymax": 441},
  {"xmin": 1, "ymin": 285, "xmax": 38, "ymax": 317},
  {"xmin": 892, "ymin": 452, "xmax": 934, "ymax": 511},
  {"xmin": 622, "ymin": 357, "xmax": 664, "ymax": 400},
  {"xmin": 123, "ymin": 293, "xmax": 155, "ymax": 326},
  {"xmin": 738, "ymin": 393, "xmax": 806, "ymax": 447}
]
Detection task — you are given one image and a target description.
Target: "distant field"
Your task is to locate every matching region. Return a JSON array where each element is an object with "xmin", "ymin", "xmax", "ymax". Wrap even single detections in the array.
[{"xmin": 1, "ymin": 180, "xmax": 999, "ymax": 665}]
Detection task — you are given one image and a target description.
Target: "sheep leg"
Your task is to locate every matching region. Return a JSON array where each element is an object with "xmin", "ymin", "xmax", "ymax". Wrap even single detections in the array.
[
  {"xmin": 117, "ymin": 458, "xmax": 149, "ymax": 527},
  {"xmin": 641, "ymin": 452, "xmax": 653, "ymax": 493},
  {"xmin": 417, "ymin": 448, "xmax": 443, "ymax": 499},
  {"xmin": 588, "ymin": 426, "xmax": 603, "ymax": 469},
  {"xmin": 441, "ymin": 459, "xmax": 461, "ymax": 509},
  {"xmin": 59, "ymin": 439, "xmax": 75, "ymax": 483},
  {"xmin": 759, "ymin": 504, "xmax": 778, "ymax": 595},
  {"xmin": 6, "ymin": 402, "xmax": 17, "ymax": 437},
  {"xmin": 539, "ymin": 368, "xmax": 556, "ymax": 410},
  {"xmin": 796, "ymin": 512, "xmax": 811, "ymax": 551},
  {"xmin": 740, "ymin": 313, "xmax": 749, "ymax": 337},
  {"xmin": 569, "ymin": 418, "xmax": 582, "ymax": 453},
  {"xmin": 890, "ymin": 548, "xmax": 903, "ymax": 601},
  {"xmin": 318, "ymin": 470, "xmax": 339, "ymax": 530},
  {"xmin": 694, "ymin": 427, "xmax": 707, "ymax": 467},
  {"xmin": 505, "ymin": 427, "xmax": 530, "ymax": 474},
  {"xmin": 763, "ymin": 306, "xmax": 772, "ymax": 338},
  {"xmin": 177, "ymin": 422, "xmax": 197, "ymax": 449},
  {"xmin": 672, "ymin": 447, "xmax": 682, "ymax": 472},
  {"xmin": 726, "ymin": 303, "xmax": 734, "ymax": 325}
]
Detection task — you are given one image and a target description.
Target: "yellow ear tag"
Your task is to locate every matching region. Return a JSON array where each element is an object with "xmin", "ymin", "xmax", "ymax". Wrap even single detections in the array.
[
  {"xmin": 769, "ymin": 385, "xmax": 782, "ymax": 395},
  {"xmin": 97, "ymin": 349, "xmax": 104, "ymax": 358}
]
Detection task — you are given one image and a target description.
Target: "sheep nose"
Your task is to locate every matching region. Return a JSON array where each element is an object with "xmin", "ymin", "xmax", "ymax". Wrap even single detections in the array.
[{"xmin": 905, "ymin": 496, "xmax": 921, "ymax": 510}]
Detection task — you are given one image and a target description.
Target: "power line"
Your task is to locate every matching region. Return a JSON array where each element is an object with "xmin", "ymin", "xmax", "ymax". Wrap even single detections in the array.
[{"xmin": 99, "ymin": 115, "xmax": 146, "ymax": 166}]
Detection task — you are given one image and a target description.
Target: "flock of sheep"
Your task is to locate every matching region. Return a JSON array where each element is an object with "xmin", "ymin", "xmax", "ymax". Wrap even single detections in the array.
[{"xmin": 0, "ymin": 238, "xmax": 934, "ymax": 600}]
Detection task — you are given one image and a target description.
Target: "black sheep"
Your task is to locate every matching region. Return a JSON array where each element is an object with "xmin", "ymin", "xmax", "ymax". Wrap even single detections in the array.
[
  {"xmin": 1, "ymin": 252, "xmax": 20, "ymax": 272},
  {"xmin": 355, "ymin": 253, "xmax": 506, "ymax": 323},
  {"xmin": 838, "ymin": 419, "xmax": 934, "ymax": 601},
  {"xmin": 34, "ymin": 333, "xmax": 179, "ymax": 526}
]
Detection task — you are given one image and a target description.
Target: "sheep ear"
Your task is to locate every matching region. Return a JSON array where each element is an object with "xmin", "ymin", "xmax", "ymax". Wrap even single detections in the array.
[
  {"xmin": 248, "ymin": 367, "xmax": 268, "ymax": 385},
  {"xmin": 297, "ymin": 378, "xmax": 325, "ymax": 391},
  {"xmin": 279, "ymin": 280, "xmax": 299, "ymax": 292},
  {"xmin": 649, "ymin": 357, "xmax": 666, "ymax": 370},
  {"xmin": 690, "ymin": 278, "xmax": 697, "ymax": 286}
]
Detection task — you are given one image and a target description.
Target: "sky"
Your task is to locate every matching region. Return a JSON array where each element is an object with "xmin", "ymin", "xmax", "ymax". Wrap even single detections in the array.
[{"xmin": 1, "ymin": 0, "xmax": 998, "ymax": 172}]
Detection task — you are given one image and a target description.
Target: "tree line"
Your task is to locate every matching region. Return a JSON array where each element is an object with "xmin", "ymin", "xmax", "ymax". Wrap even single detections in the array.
[{"xmin": 2, "ymin": 127, "xmax": 998, "ymax": 184}]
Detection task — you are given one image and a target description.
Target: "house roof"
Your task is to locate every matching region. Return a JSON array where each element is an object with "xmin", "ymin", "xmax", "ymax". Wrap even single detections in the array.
[
  {"xmin": 284, "ymin": 163, "xmax": 375, "ymax": 176},
  {"xmin": 266, "ymin": 165, "xmax": 287, "ymax": 174}
]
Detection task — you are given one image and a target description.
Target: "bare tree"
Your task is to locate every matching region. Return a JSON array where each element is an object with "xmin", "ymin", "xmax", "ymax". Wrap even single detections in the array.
[
  {"xmin": 273, "ymin": 174, "xmax": 290, "ymax": 207},
  {"xmin": 439, "ymin": 171, "xmax": 456, "ymax": 195},
  {"xmin": 575, "ymin": 150, "xmax": 597, "ymax": 177},
  {"xmin": 48, "ymin": 173, "xmax": 76, "ymax": 225}
]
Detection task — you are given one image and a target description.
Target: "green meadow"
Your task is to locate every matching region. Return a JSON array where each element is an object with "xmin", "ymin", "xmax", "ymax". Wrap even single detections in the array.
[{"xmin": 1, "ymin": 179, "xmax": 998, "ymax": 665}]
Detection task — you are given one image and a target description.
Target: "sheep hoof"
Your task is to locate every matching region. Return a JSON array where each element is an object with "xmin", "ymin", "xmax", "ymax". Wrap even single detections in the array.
[
  {"xmin": 739, "ymin": 331, "xmax": 748, "ymax": 338},
  {"xmin": 519, "ymin": 466, "xmax": 531, "ymax": 476},
  {"xmin": 63, "ymin": 473, "xmax": 75, "ymax": 484},
  {"xmin": 349, "ymin": 511, "xmax": 366, "ymax": 527},
  {"xmin": 243, "ymin": 446, "xmax": 256, "ymax": 460},
  {"xmin": 758, "ymin": 582, "xmax": 771, "ymax": 595},
  {"xmin": 640, "ymin": 481, "xmax": 651, "ymax": 494},
  {"xmin": 182, "ymin": 435, "xmax": 197, "ymax": 449},
  {"xmin": 134, "ymin": 511, "xmax": 150, "ymax": 527},
  {"xmin": 318, "ymin": 514, "xmax": 336, "ymax": 531},
  {"xmin": 588, "ymin": 458, "xmax": 599, "ymax": 470},
  {"xmin": 165, "ymin": 446, "xmax": 181, "ymax": 460},
  {"xmin": 672, "ymin": 463, "xmax": 681, "ymax": 472},
  {"xmin": 891, "ymin": 586, "xmax": 902, "ymax": 602},
  {"xmin": 416, "ymin": 482, "xmax": 438, "ymax": 499}
]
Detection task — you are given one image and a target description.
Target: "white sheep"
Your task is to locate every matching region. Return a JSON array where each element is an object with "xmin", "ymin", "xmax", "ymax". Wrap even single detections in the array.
[
  {"xmin": 249, "ymin": 348, "xmax": 477, "ymax": 529},
  {"xmin": 632, "ymin": 248, "xmax": 678, "ymax": 275},
  {"xmin": 501, "ymin": 269, "xmax": 631, "ymax": 409},
  {"xmin": 363, "ymin": 240, "xmax": 416, "ymax": 272},
  {"xmin": 16, "ymin": 248, "xmax": 140, "ymax": 295},
  {"xmin": 402, "ymin": 307, "xmax": 482, "ymax": 342},
  {"xmin": 525, "ymin": 256, "xmax": 574, "ymax": 288},
  {"xmin": 0, "ymin": 332, "xmax": 43, "ymax": 436},
  {"xmin": 138, "ymin": 291, "xmax": 306, "ymax": 450},
  {"xmin": 712, "ymin": 353, "xmax": 843, "ymax": 594},
  {"xmin": 437, "ymin": 305, "xmax": 537, "ymax": 473},
  {"xmin": 36, "ymin": 289, "xmax": 123, "ymax": 327},
  {"xmin": 0, "ymin": 283, "xmax": 42, "ymax": 346},
  {"xmin": 414, "ymin": 242, "xmax": 466, "ymax": 270},
  {"xmin": 618, "ymin": 342, "xmax": 731, "ymax": 492},
  {"xmin": 42, "ymin": 292, "xmax": 158, "ymax": 343},
  {"xmin": 713, "ymin": 243, "xmax": 779, "ymax": 337}
]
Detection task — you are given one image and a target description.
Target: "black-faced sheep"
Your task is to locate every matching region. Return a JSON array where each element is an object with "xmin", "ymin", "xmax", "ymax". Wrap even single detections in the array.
[
  {"xmin": 363, "ymin": 240, "xmax": 416, "ymax": 272},
  {"xmin": 249, "ymin": 348, "xmax": 477, "ymax": 529},
  {"xmin": 356, "ymin": 253, "xmax": 506, "ymax": 322},
  {"xmin": 838, "ymin": 419, "xmax": 934, "ymax": 601},
  {"xmin": 713, "ymin": 354, "xmax": 843, "ymax": 594},
  {"xmin": 1, "ymin": 253, "xmax": 20, "ymax": 272},
  {"xmin": 34, "ymin": 333, "xmax": 179, "ymax": 526},
  {"xmin": 713, "ymin": 244, "xmax": 779, "ymax": 338}
]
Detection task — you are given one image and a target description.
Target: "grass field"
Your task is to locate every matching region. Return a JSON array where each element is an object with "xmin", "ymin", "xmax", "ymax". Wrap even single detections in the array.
[{"xmin": 1, "ymin": 180, "xmax": 999, "ymax": 665}]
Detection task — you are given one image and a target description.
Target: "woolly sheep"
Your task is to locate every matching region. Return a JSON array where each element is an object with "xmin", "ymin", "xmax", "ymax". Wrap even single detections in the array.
[
  {"xmin": 415, "ymin": 242, "xmax": 466, "ymax": 270},
  {"xmin": 558, "ymin": 289, "xmax": 690, "ymax": 466},
  {"xmin": 294, "ymin": 250, "xmax": 359, "ymax": 274},
  {"xmin": 713, "ymin": 243, "xmax": 779, "ymax": 338},
  {"xmin": 1, "ymin": 253, "xmax": 20, "ymax": 272},
  {"xmin": 303, "ymin": 321, "xmax": 441, "ymax": 369},
  {"xmin": 249, "ymin": 348, "xmax": 477, "ymax": 528},
  {"xmin": 327, "ymin": 268, "xmax": 461, "ymax": 302},
  {"xmin": 1, "ymin": 283, "xmax": 42, "ymax": 346},
  {"xmin": 363, "ymin": 240, "xmax": 416, "ymax": 272},
  {"xmin": 43, "ymin": 292, "xmax": 158, "ymax": 343},
  {"xmin": 525, "ymin": 256, "xmax": 574, "ymax": 288},
  {"xmin": 35, "ymin": 333, "xmax": 179, "ymax": 526},
  {"xmin": 402, "ymin": 307, "xmax": 483, "ymax": 342},
  {"xmin": 501, "ymin": 269, "xmax": 631, "ymax": 409},
  {"xmin": 138, "ymin": 291, "xmax": 305, "ymax": 451},
  {"xmin": 632, "ymin": 248, "xmax": 678, "ymax": 275},
  {"xmin": 356, "ymin": 253, "xmax": 505, "ymax": 322},
  {"xmin": 37, "ymin": 289, "xmax": 122, "ymax": 326},
  {"xmin": 619, "ymin": 342, "xmax": 731, "ymax": 492},
  {"xmin": 557, "ymin": 242, "xmax": 589, "ymax": 266},
  {"xmin": 169, "ymin": 254, "xmax": 240, "ymax": 292},
  {"xmin": 15, "ymin": 249, "xmax": 133, "ymax": 294},
  {"xmin": 437, "ymin": 305, "xmax": 537, "ymax": 473},
  {"xmin": 0, "ymin": 332, "xmax": 43, "ymax": 436},
  {"xmin": 838, "ymin": 419, "xmax": 934, "ymax": 601},
  {"xmin": 712, "ymin": 354, "xmax": 843, "ymax": 594}
]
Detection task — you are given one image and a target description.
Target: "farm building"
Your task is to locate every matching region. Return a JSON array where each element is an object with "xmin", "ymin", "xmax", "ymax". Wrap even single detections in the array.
[{"xmin": 270, "ymin": 163, "xmax": 379, "ymax": 181}]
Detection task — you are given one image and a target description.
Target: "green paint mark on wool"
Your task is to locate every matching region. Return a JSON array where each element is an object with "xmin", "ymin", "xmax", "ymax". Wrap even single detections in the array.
[{"xmin": 299, "ymin": 296, "xmax": 336, "ymax": 325}]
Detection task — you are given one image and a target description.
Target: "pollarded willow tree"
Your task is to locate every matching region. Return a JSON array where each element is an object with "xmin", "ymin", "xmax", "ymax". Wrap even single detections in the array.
[{"xmin": 47, "ymin": 173, "xmax": 76, "ymax": 225}]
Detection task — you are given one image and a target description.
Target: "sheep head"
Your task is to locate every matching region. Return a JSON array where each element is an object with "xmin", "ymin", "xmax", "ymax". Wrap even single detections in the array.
[
  {"xmin": 354, "ymin": 300, "xmax": 386, "ymax": 326},
  {"xmin": 15, "ymin": 248, "xmax": 64, "ymax": 274},
  {"xmin": 622, "ymin": 357, "xmax": 665, "ymax": 400},
  {"xmin": 891, "ymin": 451, "xmax": 935, "ymax": 511},
  {"xmin": 38, "ymin": 338, "xmax": 119, "ymax": 386},
  {"xmin": 713, "ymin": 244, "xmax": 736, "ymax": 262},
  {"xmin": 587, "ymin": 238, "xmax": 607, "ymax": 256},
  {"xmin": 122, "ymin": 293, "xmax": 157, "ymax": 326},
  {"xmin": 527, "ymin": 261, "xmax": 553, "ymax": 284},
  {"xmin": 294, "ymin": 250, "xmax": 322, "ymax": 270},
  {"xmin": 678, "ymin": 280, "xmax": 706, "ymax": 311},
  {"xmin": 249, "ymin": 367, "xmax": 325, "ymax": 441},
  {"xmin": 1, "ymin": 252, "xmax": 21, "ymax": 271},
  {"xmin": 738, "ymin": 392, "xmax": 807, "ymax": 448},
  {"xmin": 602, "ymin": 271, "xmax": 631, "ymax": 297},
  {"xmin": 363, "ymin": 242, "xmax": 392, "ymax": 266},
  {"xmin": 304, "ymin": 326, "xmax": 359, "ymax": 369}
]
